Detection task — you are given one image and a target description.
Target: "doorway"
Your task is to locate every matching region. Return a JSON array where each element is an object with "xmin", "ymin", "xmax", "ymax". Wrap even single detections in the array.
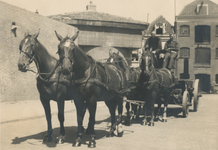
[{"xmin": 195, "ymin": 74, "xmax": 210, "ymax": 93}]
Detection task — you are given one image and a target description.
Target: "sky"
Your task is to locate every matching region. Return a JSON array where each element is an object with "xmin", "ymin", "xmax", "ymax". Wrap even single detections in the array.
[{"xmin": 2, "ymin": 0, "xmax": 218, "ymax": 25}]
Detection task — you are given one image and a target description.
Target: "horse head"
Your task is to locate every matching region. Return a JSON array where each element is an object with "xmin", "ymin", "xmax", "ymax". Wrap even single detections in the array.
[
  {"xmin": 18, "ymin": 29, "xmax": 40, "ymax": 72},
  {"xmin": 140, "ymin": 50, "xmax": 153, "ymax": 75},
  {"xmin": 107, "ymin": 50, "xmax": 120, "ymax": 63},
  {"xmin": 55, "ymin": 31, "xmax": 79, "ymax": 75}
]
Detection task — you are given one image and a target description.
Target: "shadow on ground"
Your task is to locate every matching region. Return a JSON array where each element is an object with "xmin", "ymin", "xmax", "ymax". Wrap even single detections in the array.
[{"xmin": 11, "ymin": 126, "xmax": 109, "ymax": 147}]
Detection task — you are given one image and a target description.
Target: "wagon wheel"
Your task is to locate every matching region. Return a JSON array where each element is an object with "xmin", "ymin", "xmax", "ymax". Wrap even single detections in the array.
[
  {"xmin": 193, "ymin": 79, "xmax": 199, "ymax": 112},
  {"xmin": 182, "ymin": 90, "xmax": 190, "ymax": 117}
]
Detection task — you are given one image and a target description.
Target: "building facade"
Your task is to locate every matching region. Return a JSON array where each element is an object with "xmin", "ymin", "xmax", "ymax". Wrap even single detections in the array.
[
  {"xmin": 176, "ymin": 0, "xmax": 218, "ymax": 92},
  {"xmin": 49, "ymin": 2, "xmax": 148, "ymax": 65},
  {"xmin": 133, "ymin": 15, "xmax": 175, "ymax": 68}
]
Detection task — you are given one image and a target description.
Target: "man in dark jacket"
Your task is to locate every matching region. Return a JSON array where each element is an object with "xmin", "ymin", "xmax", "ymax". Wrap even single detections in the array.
[
  {"xmin": 143, "ymin": 31, "xmax": 162, "ymax": 68},
  {"xmin": 162, "ymin": 34, "xmax": 179, "ymax": 70}
]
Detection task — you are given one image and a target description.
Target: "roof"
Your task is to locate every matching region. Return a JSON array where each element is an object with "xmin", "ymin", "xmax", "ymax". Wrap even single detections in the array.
[
  {"xmin": 49, "ymin": 11, "xmax": 147, "ymax": 25},
  {"xmin": 178, "ymin": 0, "xmax": 218, "ymax": 16},
  {"xmin": 48, "ymin": 10, "xmax": 148, "ymax": 30},
  {"xmin": 143, "ymin": 15, "xmax": 173, "ymax": 35}
]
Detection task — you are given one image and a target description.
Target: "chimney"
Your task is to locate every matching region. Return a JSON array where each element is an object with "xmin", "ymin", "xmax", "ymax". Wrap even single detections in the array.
[{"xmin": 86, "ymin": 1, "xmax": 96, "ymax": 11}]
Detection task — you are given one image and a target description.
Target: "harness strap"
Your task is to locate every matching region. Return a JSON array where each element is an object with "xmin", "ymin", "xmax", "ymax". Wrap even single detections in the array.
[{"xmin": 37, "ymin": 61, "xmax": 61, "ymax": 83}]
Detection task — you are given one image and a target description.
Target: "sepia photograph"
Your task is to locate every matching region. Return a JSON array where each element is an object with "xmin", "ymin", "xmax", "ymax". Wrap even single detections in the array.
[{"xmin": 0, "ymin": 0, "xmax": 218, "ymax": 149}]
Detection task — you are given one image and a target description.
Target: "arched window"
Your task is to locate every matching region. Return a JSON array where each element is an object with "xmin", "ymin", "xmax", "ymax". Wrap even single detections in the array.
[
  {"xmin": 180, "ymin": 47, "xmax": 190, "ymax": 58},
  {"xmin": 180, "ymin": 25, "xmax": 190, "ymax": 37}
]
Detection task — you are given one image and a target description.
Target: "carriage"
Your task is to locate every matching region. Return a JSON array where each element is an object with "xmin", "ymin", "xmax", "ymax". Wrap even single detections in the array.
[{"xmin": 120, "ymin": 50, "xmax": 202, "ymax": 119}]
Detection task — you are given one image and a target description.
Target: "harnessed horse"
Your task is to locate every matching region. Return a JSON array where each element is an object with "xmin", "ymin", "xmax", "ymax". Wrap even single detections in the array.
[
  {"xmin": 107, "ymin": 51, "xmax": 142, "ymax": 125},
  {"xmin": 17, "ymin": 29, "xmax": 79, "ymax": 144},
  {"xmin": 139, "ymin": 50, "xmax": 175, "ymax": 126},
  {"xmin": 55, "ymin": 31, "xmax": 127, "ymax": 147}
]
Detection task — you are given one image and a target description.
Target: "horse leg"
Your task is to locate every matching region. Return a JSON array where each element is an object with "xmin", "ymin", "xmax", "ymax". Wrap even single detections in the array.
[
  {"xmin": 124, "ymin": 102, "xmax": 131, "ymax": 126},
  {"xmin": 149, "ymin": 91, "xmax": 156, "ymax": 126},
  {"xmin": 40, "ymin": 96, "xmax": 52, "ymax": 142},
  {"xmin": 162, "ymin": 95, "xmax": 169, "ymax": 122},
  {"xmin": 116, "ymin": 97, "xmax": 123, "ymax": 137},
  {"xmin": 155, "ymin": 92, "xmax": 161, "ymax": 121},
  {"xmin": 135, "ymin": 104, "xmax": 140, "ymax": 120},
  {"xmin": 86, "ymin": 96, "xmax": 97, "ymax": 148},
  {"xmin": 55, "ymin": 99, "xmax": 65, "ymax": 144},
  {"xmin": 142, "ymin": 96, "xmax": 148, "ymax": 126},
  {"xmin": 73, "ymin": 99, "xmax": 86, "ymax": 147},
  {"xmin": 105, "ymin": 99, "xmax": 116, "ymax": 137}
]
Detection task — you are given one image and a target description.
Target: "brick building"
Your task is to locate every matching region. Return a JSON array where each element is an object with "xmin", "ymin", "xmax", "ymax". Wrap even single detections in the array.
[
  {"xmin": 176, "ymin": 0, "xmax": 218, "ymax": 92},
  {"xmin": 49, "ymin": 2, "xmax": 148, "ymax": 65}
]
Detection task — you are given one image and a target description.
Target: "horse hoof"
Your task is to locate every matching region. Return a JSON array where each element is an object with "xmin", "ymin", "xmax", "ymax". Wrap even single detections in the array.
[
  {"xmin": 117, "ymin": 131, "xmax": 124, "ymax": 137},
  {"xmin": 73, "ymin": 138, "xmax": 82, "ymax": 147},
  {"xmin": 141, "ymin": 121, "xmax": 147, "ymax": 126},
  {"xmin": 43, "ymin": 136, "xmax": 52, "ymax": 143},
  {"xmin": 106, "ymin": 132, "xmax": 115, "ymax": 137},
  {"xmin": 88, "ymin": 140, "xmax": 96, "ymax": 148},
  {"xmin": 55, "ymin": 136, "xmax": 65, "ymax": 144},
  {"xmin": 149, "ymin": 122, "xmax": 154, "ymax": 126},
  {"xmin": 162, "ymin": 119, "xmax": 167, "ymax": 122},
  {"xmin": 73, "ymin": 140, "xmax": 81, "ymax": 147}
]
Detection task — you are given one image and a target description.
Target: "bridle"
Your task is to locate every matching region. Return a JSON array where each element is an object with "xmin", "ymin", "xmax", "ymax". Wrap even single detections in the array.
[{"xmin": 19, "ymin": 46, "xmax": 35, "ymax": 69}]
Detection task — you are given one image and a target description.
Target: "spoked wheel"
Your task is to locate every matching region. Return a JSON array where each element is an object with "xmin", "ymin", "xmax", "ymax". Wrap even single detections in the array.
[
  {"xmin": 182, "ymin": 91, "xmax": 190, "ymax": 117},
  {"xmin": 193, "ymin": 79, "xmax": 199, "ymax": 112}
]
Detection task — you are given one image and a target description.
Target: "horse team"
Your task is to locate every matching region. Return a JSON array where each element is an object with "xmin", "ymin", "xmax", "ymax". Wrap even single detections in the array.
[{"xmin": 18, "ymin": 30, "xmax": 175, "ymax": 148}]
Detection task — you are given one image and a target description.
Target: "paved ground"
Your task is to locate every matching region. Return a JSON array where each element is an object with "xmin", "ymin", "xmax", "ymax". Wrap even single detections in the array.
[{"xmin": 1, "ymin": 94, "xmax": 218, "ymax": 150}]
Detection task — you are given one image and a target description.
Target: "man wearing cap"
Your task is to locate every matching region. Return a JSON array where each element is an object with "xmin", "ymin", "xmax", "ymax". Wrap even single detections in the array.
[
  {"xmin": 162, "ymin": 34, "xmax": 179, "ymax": 70},
  {"xmin": 143, "ymin": 31, "xmax": 162, "ymax": 68}
]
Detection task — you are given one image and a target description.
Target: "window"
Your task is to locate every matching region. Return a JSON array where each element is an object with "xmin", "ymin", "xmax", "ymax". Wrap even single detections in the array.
[
  {"xmin": 195, "ymin": 47, "xmax": 211, "ymax": 65},
  {"xmin": 195, "ymin": 25, "xmax": 210, "ymax": 43},
  {"xmin": 216, "ymin": 48, "xmax": 218, "ymax": 58},
  {"xmin": 154, "ymin": 23, "xmax": 166, "ymax": 35},
  {"xmin": 216, "ymin": 25, "xmax": 218, "ymax": 36},
  {"xmin": 180, "ymin": 47, "xmax": 190, "ymax": 58},
  {"xmin": 180, "ymin": 25, "xmax": 190, "ymax": 36},
  {"xmin": 216, "ymin": 74, "xmax": 218, "ymax": 84}
]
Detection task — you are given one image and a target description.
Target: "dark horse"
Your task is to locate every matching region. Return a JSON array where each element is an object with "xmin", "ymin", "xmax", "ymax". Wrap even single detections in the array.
[
  {"xmin": 55, "ymin": 31, "xmax": 127, "ymax": 147},
  {"xmin": 139, "ymin": 50, "xmax": 175, "ymax": 126},
  {"xmin": 18, "ymin": 30, "xmax": 78, "ymax": 143},
  {"xmin": 107, "ymin": 50, "xmax": 142, "ymax": 125}
]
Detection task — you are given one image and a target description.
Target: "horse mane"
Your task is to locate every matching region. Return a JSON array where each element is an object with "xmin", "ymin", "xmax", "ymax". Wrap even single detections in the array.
[
  {"xmin": 73, "ymin": 40, "xmax": 95, "ymax": 63},
  {"xmin": 35, "ymin": 38, "xmax": 57, "ymax": 61}
]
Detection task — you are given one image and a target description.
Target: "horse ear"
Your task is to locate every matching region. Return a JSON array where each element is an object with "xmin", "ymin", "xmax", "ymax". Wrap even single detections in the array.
[
  {"xmin": 117, "ymin": 51, "xmax": 119, "ymax": 55},
  {"xmin": 54, "ymin": 30, "xmax": 63, "ymax": 41},
  {"xmin": 24, "ymin": 31, "xmax": 29, "ymax": 37},
  {"xmin": 71, "ymin": 31, "xmax": 79, "ymax": 41},
  {"xmin": 33, "ymin": 28, "xmax": 40, "ymax": 39},
  {"xmin": 109, "ymin": 49, "xmax": 113, "ymax": 56}
]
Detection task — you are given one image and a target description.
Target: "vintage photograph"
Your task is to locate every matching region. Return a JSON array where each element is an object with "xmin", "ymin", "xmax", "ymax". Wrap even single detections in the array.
[{"xmin": 1, "ymin": 0, "xmax": 218, "ymax": 149}]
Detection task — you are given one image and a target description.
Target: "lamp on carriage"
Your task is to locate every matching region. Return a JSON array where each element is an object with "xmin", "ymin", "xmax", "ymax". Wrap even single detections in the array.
[{"xmin": 11, "ymin": 22, "xmax": 17, "ymax": 37}]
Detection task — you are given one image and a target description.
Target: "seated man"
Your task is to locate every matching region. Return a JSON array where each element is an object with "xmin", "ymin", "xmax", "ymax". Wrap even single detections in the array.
[
  {"xmin": 143, "ymin": 31, "xmax": 162, "ymax": 68},
  {"xmin": 162, "ymin": 34, "xmax": 179, "ymax": 71}
]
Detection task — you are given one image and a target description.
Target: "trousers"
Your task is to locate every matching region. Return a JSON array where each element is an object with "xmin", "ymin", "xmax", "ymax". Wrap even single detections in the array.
[{"xmin": 162, "ymin": 51, "xmax": 178, "ymax": 69}]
